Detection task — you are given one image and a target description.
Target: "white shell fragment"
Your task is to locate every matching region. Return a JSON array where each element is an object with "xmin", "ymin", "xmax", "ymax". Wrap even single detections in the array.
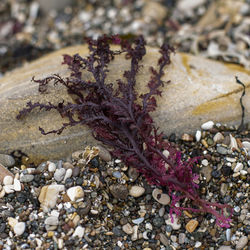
[{"xmin": 152, "ymin": 188, "xmax": 170, "ymax": 205}]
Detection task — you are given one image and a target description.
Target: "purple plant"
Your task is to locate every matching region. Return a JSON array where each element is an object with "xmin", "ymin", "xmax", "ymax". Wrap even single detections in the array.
[{"xmin": 17, "ymin": 35, "xmax": 232, "ymax": 227}]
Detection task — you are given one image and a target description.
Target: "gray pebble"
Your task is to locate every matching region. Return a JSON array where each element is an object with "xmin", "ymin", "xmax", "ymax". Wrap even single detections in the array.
[
  {"xmin": 20, "ymin": 174, "xmax": 34, "ymax": 183},
  {"xmin": 54, "ymin": 168, "xmax": 66, "ymax": 182},
  {"xmin": 110, "ymin": 184, "xmax": 128, "ymax": 200},
  {"xmin": 217, "ymin": 146, "xmax": 229, "ymax": 155},
  {"xmin": 178, "ymin": 232, "xmax": 186, "ymax": 244},
  {"xmin": 236, "ymin": 236, "xmax": 248, "ymax": 249},
  {"xmin": 112, "ymin": 171, "xmax": 122, "ymax": 178},
  {"xmin": 0, "ymin": 154, "xmax": 15, "ymax": 167},
  {"xmin": 45, "ymin": 216, "xmax": 59, "ymax": 226}
]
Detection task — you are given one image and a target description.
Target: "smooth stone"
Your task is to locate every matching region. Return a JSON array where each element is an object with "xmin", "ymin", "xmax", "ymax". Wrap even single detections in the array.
[
  {"xmin": 45, "ymin": 216, "xmax": 59, "ymax": 226},
  {"xmin": 0, "ymin": 163, "xmax": 14, "ymax": 184},
  {"xmin": 229, "ymin": 134, "xmax": 238, "ymax": 150},
  {"xmin": 195, "ymin": 130, "xmax": 201, "ymax": 142},
  {"xmin": 72, "ymin": 226, "xmax": 85, "ymax": 238},
  {"xmin": 37, "ymin": 0, "xmax": 71, "ymax": 12},
  {"xmin": 3, "ymin": 185, "xmax": 15, "ymax": 194},
  {"xmin": 178, "ymin": 232, "xmax": 186, "ymax": 244},
  {"xmin": 127, "ymin": 167, "xmax": 139, "ymax": 182},
  {"xmin": 110, "ymin": 184, "xmax": 128, "ymax": 200},
  {"xmin": 63, "ymin": 168, "xmax": 72, "ymax": 182},
  {"xmin": 54, "ymin": 168, "xmax": 66, "ymax": 182},
  {"xmin": 165, "ymin": 214, "xmax": 181, "ymax": 230},
  {"xmin": 132, "ymin": 217, "xmax": 144, "ymax": 225},
  {"xmin": 97, "ymin": 146, "xmax": 112, "ymax": 162},
  {"xmin": 0, "ymin": 154, "xmax": 15, "ymax": 167},
  {"xmin": 236, "ymin": 236, "xmax": 248, "ymax": 250},
  {"xmin": 234, "ymin": 162, "xmax": 243, "ymax": 173},
  {"xmin": 20, "ymin": 174, "xmax": 34, "ymax": 182},
  {"xmin": 217, "ymin": 146, "xmax": 229, "ymax": 155},
  {"xmin": 48, "ymin": 162, "xmax": 56, "ymax": 172},
  {"xmin": 122, "ymin": 223, "xmax": 133, "ymax": 235},
  {"xmin": 14, "ymin": 222, "xmax": 26, "ymax": 236},
  {"xmin": 3, "ymin": 175, "xmax": 13, "ymax": 185},
  {"xmin": 66, "ymin": 186, "xmax": 84, "ymax": 202},
  {"xmin": 185, "ymin": 219, "xmax": 199, "ymax": 233},
  {"xmin": 129, "ymin": 186, "xmax": 145, "ymax": 198},
  {"xmin": 213, "ymin": 132, "xmax": 224, "ymax": 143},
  {"xmin": 201, "ymin": 121, "xmax": 214, "ymax": 130},
  {"xmin": 112, "ymin": 171, "xmax": 122, "ymax": 179},
  {"xmin": 0, "ymin": 45, "xmax": 249, "ymax": 164},
  {"xmin": 152, "ymin": 188, "xmax": 170, "ymax": 205},
  {"xmin": 242, "ymin": 141, "xmax": 250, "ymax": 151},
  {"xmin": 159, "ymin": 233, "xmax": 169, "ymax": 246},
  {"xmin": 38, "ymin": 184, "xmax": 65, "ymax": 212}
]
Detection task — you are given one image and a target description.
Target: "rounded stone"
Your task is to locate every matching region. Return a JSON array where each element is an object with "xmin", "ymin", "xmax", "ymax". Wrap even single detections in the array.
[
  {"xmin": 236, "ymin": 236, "xmax": 248, "ymax": 249},
  {"xmin": 20, "ymin": 174, "xmax": 34, "ymax": 183},
  {"xmin": 72, "ymin": 226, "xmax": 85, "ymax": 238},
  {"xmin": 54, "ymin": 168, "xmax": 66, "ymax": 182},
  {"xmin": 45, "ymin": 216, "xmax": 59, "ymax": 226},
  {"xmin": 48, "ymin": 162, "xmax": 56, "ymax": 172},
  {"xmin": 201, "ymin": 121, "xmax": 214, "ymax": 130},
  {"xmin": 14, "ymin": 222, "xmax": 26, "ymax": 236},
  {"xmin": 129, "ymin": 186, "xmax": 145, "ymax": 198},
  {"xmin": 122, "ymin": 223, "xmax": 133, "ymax": 234},
  {"xmin": 3, "ymin": 175, "xmax": 13, "ymax": 185},
  {"xmin": 67, "ymin": 186, "xmax": 84, "ymax": 202},
  {"xmin": 0, "ymin": 154, "xmax": 15, "ymax": 167},
  {"xmin": 186, "ymin": 219, "xmax": 199, "ymax": 233},
  {"xmin": 110, "ymin": 184, "xmax": 128, "ymax": 200}
]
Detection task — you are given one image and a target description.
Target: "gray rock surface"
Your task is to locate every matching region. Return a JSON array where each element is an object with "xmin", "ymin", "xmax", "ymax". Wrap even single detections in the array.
[{"xmin": 0, "ymin": 45, "xmax": 249, "ymax": 164}]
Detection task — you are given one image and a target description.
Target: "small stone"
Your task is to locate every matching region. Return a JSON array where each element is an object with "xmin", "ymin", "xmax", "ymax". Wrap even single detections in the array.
[
  {"xmin": 128, "ymin": 167, "xmax": 139, "ymax": 182},
  {"xmin": 220, "ymin": 183, "xmax": 228, "ymax": 196},
  {"xmin": 131, "ymin": 225, "xmax": 138, "ymax": 241},
  {"xmin": 213, "ymin": 132, "xmax": 224, "ymax": 143},
  {"xmin": 195, "ymin": 130, "xmax": 201, "ymax": 142},
  {"xmin": 159, "ymin": 233, "xmax": 169, "ymax": 246},
  {"xmin": 234, "ymin": 162, "xmax": 243, "ymax": 173},
  {"xmin": 0, "ymin": 189, "xmax": 5, "ymax": 198},
  {"xmin": 201, "ymin": 159, "xmax": 209, "ymax": 166},
  {"xmin": 181, "ymin": 133, "xmax": 193, "ymax": 142},
  {"xmin": 13, "ymin": 179, "xmax": 21, "ymax": 191},
  {"xmin": 165, "ymin": 214, "xmax": 181, "ymax": 230},
  {"xmin": 54, "ymin": 168, "xmax": 66, "ymax": 182},
  {"xmin": 110, "ymin": 184, "xmax": 128, "ymax": 200},
  {"xmin": 20, "ymin": 174, "xmax": 34, "ymax": 182},
  {"xmin": 63, "ymin": 168, "xmax": 73, "ymax": 182},
  {"xmin": 48, "ymin": 162, "xmax": 56, "ymax": 172},
  {"xmin": 132, "ymin": 217, "xmax": 144, "ymax": 225},
  {"xmin": 217, "ymin": 146, "xmax": 229, "ymax": 155},
  {"xmin": 242, "ymin": 141, "xmax": 250, "ymax": 151},
  {"xmin": 186, "ymin": 219, "xmax": 199, "ymax": 233},
  {"xmin": 67, "ymin": 186, "xmax": 84, "ymax": 202},
  {"xmin": 97, "ymin": 146, "xmax": 111, "ymax": 162},
  {"xmin": 39, "ymin": 184, "xmax": 65, "ymax": 212},
  {"xmin": 72, "ymin": 226, "xmax": 85, "ymax": 238},
  {"xmin": 14, "ymin": 222, "xmax": 26, "ymax": 236},
  {"xmin": 8, "ymin": 217, "xmax": 18, "ymax": 228},
  {"xmin": 45, "ymin": 216, "xmax": 59, "ymax": 226},
  {"xmin": 229, "ymin": 134, "xmax": 238, "ymax": 150},
  {"xmin": 112, "ymin": 171, "xmax": 122, "ymax": 179},
  {"xmin": 0, "ymin": 163, "xmax": 14, "ymax": 184},
  {"xmin": 3, "ymin": 185, "xmax": 14, "ymax": 194},
  {"xmin": 201, "ymin": 121, "xmax": 214, "ymax": 130},
  {"xmin": 226, "ymin": 228, "xmax": 231, "ymax": 241},
  {"xmin": 122, "ymin": 223, "xmax": 133, "ymax": 234},
  {"xmin": 236, "ymin": 236, "xmax": 248, "ymax": 249},
  {"xmin": 178, "ymin": 233, "xmax": 186, "ymax": 244},
  {"xmin": 152, "ymin": 188, "xmax": 170, "ymax": 205},
  {"xmin": 72, "ymin": 166, "xmax": 80, "ymax": 177},
  {"xmin": 129, "ymin": 186, "xmax": 145, "ymax": 198},
  {"xmin": 0, "ymin": 154, "xmax": 15, "ymax": 167},
  {"xmin": 3, "ymin": 175, "xmax": 13, "ymax": 185}
]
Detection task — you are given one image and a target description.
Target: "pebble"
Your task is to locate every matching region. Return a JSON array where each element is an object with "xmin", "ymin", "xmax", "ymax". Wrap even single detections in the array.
[
  {"xmin": 131, "ymin": 225, "xmax": 138, "ymax": 241},
  {"xmin": 129, "ymin": 186, "xmax": 145, "ymax": 198},
  {"xmin": 0, "ymin": 154, "xmax": 15, "ymax": 167},
  {"xmin": 45, "ymin": 216, "xmax": 59, "ymax": 226},
  {"xmin": 229, "ymin": 134, "xmax": 238, "ymax": 150},
  {"xmin": 110, "ymin": 184, "xmax": 128, "ymax": 200},
  {"xmin": 217, "ymin": 146, "xmax": 229, "ymax": 155},
  {"xmin": 128, "ymin": 167, "xmax": 139, "ymax": 182},
  {"xmin": 20, "ymin": 174, "xmax": 34, "ymax": 182},
  {"xmin": 181, "ymin": 133, "xmax": 194, "ymax": 142},
  {"xmin": 13, "ymin": 179, "xmax": 21, "ymax": 191},
  {"xmin": 152, "ymin": 188, "xmax": 170, "ymax": 205},
  {"xmin": 220, "ymin": 183, "xmax": 228, "ymax": 196},
  {"xmin": 97, "ymin": 146, "xmax": 111, "ymax": 162},
  {"xmin": 201, "ymin": 121, "xmax": 214, "ymax": 130},
  {"xmin": 13, "ymin": 222, "xmax": 26, "ymax": 236},
  {"xmin": 72, "ymin": 226, "xmax": 85, "ymax": 238},
  {"xmin": 132, "ymin": 217, "xmax": 144, "ymax": 225},
  {"xmin": 178, "ymin": 232, "xmax": 186, "ymax": 244},
  {"xmin": 63, "ymin": 168, "xmax": 73, "ymax": 182},
  {"xmin": 112, "ymin": 171, "xmax": 122, "ymax": 179},
  {"xmin": 3, "ymin": 185, "xmax": 14, "ymax": 194},
  {"xmin": 218, "ymin": 247, "xmax": 232, "ymax": 250},
  {"xmin": 0, "ymin": 163, "xmax": 14, "ymax": 184},
  {"xmin": 165, "ymin": 215, "xmax": 181, "ymax": 230},
  {"xmin": 201, "ymin": 159, "xmax": 209, "ymax": 166},
  {"xmin": 195, "ymin": 130, "xmax": 201, "ymax": 142},
  {"xmin": 67, "ymin": 186, "xmax": 84, "ymax": 202},
  {"xmin": 186, "ymin": 219, "xmax": 199, "ymax": 233},
  {"xmin": 234, "ymin": 162, "xmax": 243, "ymax": 173},
  {"xmin": 72, "ymin": 166, "xmax": 80, "ymax": 177},
  {"xmin": 54, "ymin": 168, "xmax": 66, "ymax": 182},
  {"xmin": 3, "ymin": 175, "xmax": 13, "ymax": 185},
  {"xmin": 213, "ymin": 132, "xmax": 224, "ymax": 143},
  {"xmin": 48, "ymin": 162, "xmax": 56, "ymax": 172},
  {"xmin": 242, "ymin": 141, "xmax": 250, "ymax": 151},
  {"xmin": 226, "ymin": 228, "xmax": 231, "ymax": 241},
  {"xmin": 159, "ymin": 233, "xmax": 169, "ymax": 246},
  {"xmin": 236, "ymin": 235, "xmax": 248, "ymax": 249},
  {"xmin": 38, "ymin": 184, "xmax": 65, "ymax": 211},
  {"xmin": 122, "ymin": 223, "xmax": 133, "ymax": 234},
  {"xmin": 200, "ymin": 165, "xmax": 213, "ymax": 182}
]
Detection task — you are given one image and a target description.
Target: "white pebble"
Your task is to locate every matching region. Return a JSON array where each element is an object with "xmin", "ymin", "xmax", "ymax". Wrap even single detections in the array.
[
  {"xmin": 240, "ymin": 170, "xmax": 248, "ymax": 176},
  {"xmin": 165, "ymin": 214, "xmax": 181, "ymax": 230},
  {"xmin": 48, "ymin": 162, "xmax": 56, "ymax": 172},
  {"xmin": 234, "ymin": 162, "xmax": 243, "ymax": 173},
  {"xmin": 213, "ymin": 132, "xmax": 224, "ymax": 143},
  {"xmin": 14, "ymin": 222, "xmax": 26, "ymax": 236},
  {"xmin": 45, "ymin": 216, "xmax": 59, "ymax": 226},
  {"xmin": 72, "ymin": 226, "xmax": 85, "ymax": 238},
  {"xmin": 54, "ymin": 168, "xmax": 66, "ymax": 182},
  {"xmin": 152, "ymin": 188, "xmax": 170, "ymax": 205},
  {"xmin": 131, "ymin": 225, "xmax": 138, "ymax": 241},
  {"xmin": 3, "ymin": 175, "xmax": 13, "ymax": 185},
  {"xmin": 63, "ymin": 168, "xmax": 72, "ymax": 182},
  {"xmin": 58, "ymin": 238, "xmax": 64, "ymax": 249},
  {"xmin": 129, "ymin": 186, "xmax": 145, "ymax": 198},
  {"xmin": 67, "ymin": 186, "xmax": 84, "ymax": 202},
  {"xmin": 242, "ymin": 141, "xmax": 250, "ymax": 151},
  {"xmin": 122, "ymin": 223, "xmax": 133, "ymax": 234},
  {"xmin": 201, "ymin": 159, "xmax": 209, "ymax": 166},
  {"xmin": 13, "ymin": 179, "xmax": 21, "ymax": 191},
  {"xmin": 163, "ymin": 150, "xmax": 170, "ymax": 158},
  {"xmin": 195, "ymin": 130, "xmax": 201, "ymax": 142},
  {"xmin": 145, "ymin": 222, "xmax": 153, "ymax": 230},
  {"xmin": 3, "ymin": 185, "xmax": 15, "ymax": 194},
  {"xmin": 201, "ymin": 121, "xmax": 214, "ymax": 130}
]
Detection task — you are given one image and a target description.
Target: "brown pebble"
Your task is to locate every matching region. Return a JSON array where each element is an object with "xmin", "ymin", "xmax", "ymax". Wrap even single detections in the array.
[
  {"xmin": 186, "ymin": 219, "xmax": 199, "ymax": 233},
  {"xmin": 72, "ymin": 166, "xmax": 80, "ymax": 177},
  {"xmin": 201, "ymin": 139, "xmax": 208, "ymax": 148},
  {"xmin": 181, "ymin": 133, "xmax": 194, "ymax": 142}
]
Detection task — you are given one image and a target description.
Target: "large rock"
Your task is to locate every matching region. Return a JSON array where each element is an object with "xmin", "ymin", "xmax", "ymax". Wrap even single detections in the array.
[{"xmin": 0, "ymin": 45, "xmax": 249, "ymax": 164}]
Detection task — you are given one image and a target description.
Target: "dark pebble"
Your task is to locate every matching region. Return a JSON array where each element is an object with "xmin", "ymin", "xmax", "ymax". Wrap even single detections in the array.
[
  {"xmin": 112, "ymin": 226, "xmax": 123, "ymax": 237},
  {"xmin": 221, "ymin": 166, "xmax": 233, "ymax": 176},
  {"xmin": 90, "ymin": 157, "xmax": 99, "ymax": 168},
  {"xmin": 72, "ymin": 166, "xmax": 80, "ymax": 177},
  {"xmin": 75, "ymin": 177, "xmax": 83, "ymax": 186},
  {"xmin": 243, "ymin": 225, "xmax": 250, "ymax": 234},
  {"xmin": 65, "ymin": 178, "xmax": 74, "ymax": 188},
  {"xmin": 0, "ymin": 233, "xmax": 8, "ymax": 239},
  {"xmin": 223, "ymin": 195, "xmax": 231, "ymax": 203},
  {"xmin": 16, "ymin": 192, "xmax": 27, "ymax": 203},
  {"xmin": 169, "ymin": 133, "xmax": 176, "ymax": 142},
  {"xmin": 0, "ymin": 223, "xmax": 5, "ymax": 233},
  {"xmin": 211, "ymin": 170, "xmax": 221, "ymax": 179},
  {"xmin": 77, "ymin": 199, "xmax": 91, "ymax": 216},
  {"xmin": 152, "ymin": 217, "xmax": 164, "ymax": 227},
  {"xmin": 165, "ymin": 224, "xmax": 173, "ymax": 232}
]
